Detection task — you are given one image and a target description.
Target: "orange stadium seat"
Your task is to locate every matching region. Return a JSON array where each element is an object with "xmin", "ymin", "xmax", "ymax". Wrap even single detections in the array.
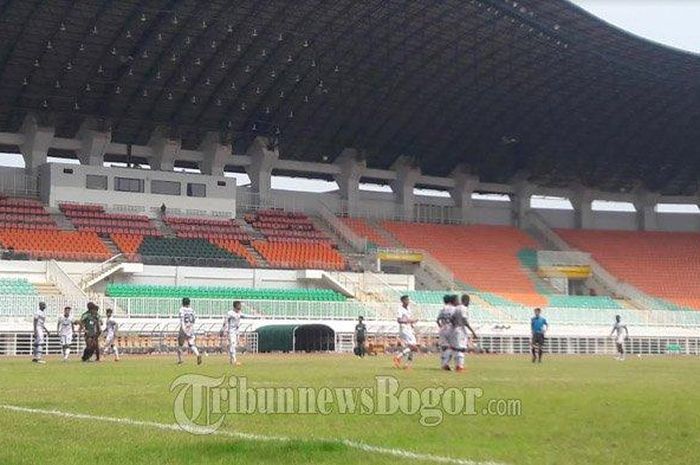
[
  {"xmin": 557, "ymin": 229, "xmax": 700, "ymax": 310},
  {"xmin": 0, "ymin": 229, "xmax": 111, "ymax": 261},
  {"xmin": 110, "ymin": 233, "xmax": 145, "ymax": 261},
  {"xmin": 164, "ymin": 215, "xmax": 250, "ymax": 242},
  {"xmin": 381, "ymin": 222, "xmax": 546, "ymax": 307},
  {"xmin": 245, "ymin": 210, "xmax": 332, "ymax": 243},
  {"xmin": 340, "ymin": 217, "xmax": 393, "ymax": 247},
  {"xmin": 252, "ymin": 240, "xmax": 346, "ymax": 270},
  {"xmin": 210, "ymin": 239, "xmax": 257, "ymax": 266},
  {"xmin": 60, "ymin": 203, "xmax": 159, "ymax": 236}
]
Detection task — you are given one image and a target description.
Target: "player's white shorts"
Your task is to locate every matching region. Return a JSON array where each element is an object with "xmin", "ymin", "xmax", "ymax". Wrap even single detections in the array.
[
  {"xmin": 616, "ymin": 335, "xmax": 626, "ymax": 345},
  {"xmin": 399, "ymin": 329, "xmax": 417, "ymax": 346},
  {"xmin": 451, "ymin": 327, "xmax": 469, "ymax": 351},
  {"xmin": 104, "ymin": 332, "xmax": 115, "ymax": 347},
  {"xmin": 34, "ymin": 331, "xmax": 45, "ymax": 346},
  {"xmin": 60, "ymin": 334, "xmax": 72, "ymax": 346},
  {"xmin": 438, "ymin": 326, "xmax": 452, "ymax": 347},
  {"xmin": 178, "ymin": 329, "xmax": 196, "ymax": 347}
]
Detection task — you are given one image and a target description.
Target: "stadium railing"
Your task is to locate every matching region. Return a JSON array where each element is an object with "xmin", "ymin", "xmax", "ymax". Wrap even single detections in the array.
[{"xmin": 3, "ymin": 295, "xmax": 700, "ymax": 327}]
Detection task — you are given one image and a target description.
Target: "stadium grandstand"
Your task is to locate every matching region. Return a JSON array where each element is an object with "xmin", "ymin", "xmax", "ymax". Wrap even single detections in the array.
[{"xmin": 0, "ymin": 0, "xmax": 699, "ymax": 362}]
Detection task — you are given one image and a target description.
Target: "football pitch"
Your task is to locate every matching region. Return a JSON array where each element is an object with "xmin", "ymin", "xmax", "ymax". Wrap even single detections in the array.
[{"xmin": 0, "ymin": 354, "xmax": 698, "ymax": 465}]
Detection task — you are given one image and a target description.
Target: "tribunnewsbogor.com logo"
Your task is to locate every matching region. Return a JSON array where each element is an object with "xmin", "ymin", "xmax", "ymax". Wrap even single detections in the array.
[{"xmin": 170, "ymin": 374, "xmax": 522, "ymax": 434}]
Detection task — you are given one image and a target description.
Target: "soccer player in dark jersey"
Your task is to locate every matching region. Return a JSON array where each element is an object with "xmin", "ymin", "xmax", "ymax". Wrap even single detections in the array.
[
  {"xmin": 530, "ymin": 308, "xmax": 548, "ymax": 363},
  {"xmin": 80, "ymin": 302, "xmax": 102, "ymax": 362},
  {"xmin": 354, "ymin": 316, "xmax": 367, "ymax": 357}
]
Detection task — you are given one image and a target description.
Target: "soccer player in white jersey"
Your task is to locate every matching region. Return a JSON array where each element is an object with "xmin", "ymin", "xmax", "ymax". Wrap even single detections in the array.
[
  {"xmin": 610, "ymin": 314, "xmax": 629, "ymax": 361},
  {"xmin": 102, "ymin": 308, "xmax": 120, "ymax": 362},
  {"xmin": 177, "ymin": 297, "xmax": 202, "ymax": 365},
  {"xmin": 56, "ymin": 306, "xmax": 76, "ymax": 361},
  {"xmin": 436, "ymin": 294, "xmax": 456, "ymax": 371},
  {"xmin": 393, "ymin": 295, "xmax": 419, "ymax": 369},
  {"xmin": 220, "ymin": 301, "xmax": 243, "ymax": 366},
  {"xmin": 32, "ymin": 301, "xmax": 49, "ymax": 364},
  {"xmin": 451, "ymin": 294, "xmax": 478, "ymax": 372}
]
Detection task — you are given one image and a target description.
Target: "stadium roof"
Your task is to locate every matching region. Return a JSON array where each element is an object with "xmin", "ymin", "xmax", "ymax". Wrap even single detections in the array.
[{"xmin": 1, "ymin": 0, "xmax": 699, "ymax": 194}]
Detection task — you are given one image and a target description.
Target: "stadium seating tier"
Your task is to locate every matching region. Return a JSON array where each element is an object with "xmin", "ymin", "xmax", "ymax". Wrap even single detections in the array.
[
  {"xmin": 557, "ymin": 229, "xmax": 700, "ymax": 311},
  {"xmin": 381, "ymin": 222, "xmax": 547, "ymax": 307}
]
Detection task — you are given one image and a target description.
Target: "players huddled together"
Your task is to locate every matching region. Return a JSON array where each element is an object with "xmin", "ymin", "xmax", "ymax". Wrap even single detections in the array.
[
  {"xmin": 32, "ymin": 301, "xmax": 120, "ymax": 364},
  {"xmin": 32, "ymin": 293, "xmax": 630, "ymax": 366},
  {"xmin": 386, "ymin": 293, "xmax": 629, "ymax": 370}
]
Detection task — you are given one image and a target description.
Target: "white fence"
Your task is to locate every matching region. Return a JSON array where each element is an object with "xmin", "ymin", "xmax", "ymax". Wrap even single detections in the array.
[
  {"xmin": 0, "ymin": 329, "xmax": 259, "ymax": 356},
  {"xmin": 3, "ymin": 295, "xmax": 700, "ymax": 327},
  {"xmin": 473, "ymin": 335, "xmax": 700, "ymax": 355}
]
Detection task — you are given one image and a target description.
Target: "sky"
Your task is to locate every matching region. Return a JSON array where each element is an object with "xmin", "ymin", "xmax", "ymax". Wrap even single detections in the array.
[
  {"xmin": 570, "ymin": 0, "xmax": 700, "ymax": 54},
  {"xmin": 1, "ymin": 1, "xmax": 699, "ymax": 208}
]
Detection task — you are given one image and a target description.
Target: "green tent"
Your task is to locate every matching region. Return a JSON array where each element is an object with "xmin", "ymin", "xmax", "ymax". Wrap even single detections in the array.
[{"xmin": 256, "ymin": 324, "xmax": 335, "ymax": 353}]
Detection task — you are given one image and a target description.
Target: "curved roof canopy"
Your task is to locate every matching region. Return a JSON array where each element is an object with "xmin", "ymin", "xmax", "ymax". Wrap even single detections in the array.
[{"xmin": 1, "ymin": 0, "xmax": 699, "ymax": 194}]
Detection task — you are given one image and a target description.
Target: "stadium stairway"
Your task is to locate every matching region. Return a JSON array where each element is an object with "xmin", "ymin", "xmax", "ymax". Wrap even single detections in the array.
[
  {"xmin": 555, "ymin": 229, "xmax": 700, "ymax": 311},
  {"xmin": 366, "ymin": 219, "xmax": 403, "ymax": 248},
  {"xmin": 311, "ymin": 216, "xmax": 365, "ymax": 271},
  {"xmin": 48, "ymin": 207, "xmax": 76, "ymax": 231},
  {"xmin": 381, "ymin": 221, "xmax": 547, "ymax": 307},
  {"xmin": 101, "ymin": 236, "xmax": 122, "ymax": 257},
  {"xmin": 33, "ymin": 281, "xmax": 62, "ymax": 296},
  {"xmin": 151, "ymin": 215, "xmax": 177, "ymax": 238}
]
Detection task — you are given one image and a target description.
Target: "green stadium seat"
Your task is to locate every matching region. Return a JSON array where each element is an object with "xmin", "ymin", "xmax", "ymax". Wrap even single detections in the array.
[{"xmin": 106, "ymin": 283, "xmax": 347, "ymax": 302}]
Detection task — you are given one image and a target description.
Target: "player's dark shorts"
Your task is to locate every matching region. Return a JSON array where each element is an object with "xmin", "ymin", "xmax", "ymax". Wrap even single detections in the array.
[{"xmin": 532, "ymin": 333, "xmax": 545, "ymax": 346}]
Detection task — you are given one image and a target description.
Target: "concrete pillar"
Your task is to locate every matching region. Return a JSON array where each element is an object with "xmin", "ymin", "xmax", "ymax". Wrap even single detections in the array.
[
  {"xmin": 390, "ymin": 156, "xmax": 421, "ymax": 220},
  {"xmin": 19, "ymin": 114, "xmax": 54, "ymax": 173},
  {"xmin": 571, "ymin": 187, "xmax": 594, "ymax": 229},
  {"xmin": 510, "ymin": 181, "xmax": 535, "ymax": 228},
  {"xmin": 449, "ymin": 167, "xmax": 479, "ymax": 224},
  {"xmin": 199, "ymin": 132, "xmax": 231, "ymax": 176},
  {"xmin": 245, "ymin": 136, "xmax": 278, "ymax": 195},
  {"xmin": 633, "ymin": 190, "xmax": 659, "ymax": 231},
  {"xmin": 148, "ymin": 127, "xmax": 181, "ymax": 171},
  {"xmin": 333, "ymin": 148, "xmax": 365, "ymax": 215},
  {"xmin": 77, "ymin": 119, "xmax": 111, "ymax": 166}
]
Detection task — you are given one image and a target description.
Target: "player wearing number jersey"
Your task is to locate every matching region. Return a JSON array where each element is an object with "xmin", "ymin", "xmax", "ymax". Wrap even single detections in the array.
[
  {"xmin": 32, "ymin": 302, "xmax": 49, "ymax": 364},
  {"xmin": 177, "ymin": 298, "xmax": 202, "ymax": 365},
  {"xmin": 56, "ymin": 306, "xmax": 75, "ymax": 361},
  {"xmin": 102, "ymin": 308, "xmax": 120, "ymax": 361},
  {"xmin": 220, "ymin": 301, "xmax": 243, "ymax": 366}
]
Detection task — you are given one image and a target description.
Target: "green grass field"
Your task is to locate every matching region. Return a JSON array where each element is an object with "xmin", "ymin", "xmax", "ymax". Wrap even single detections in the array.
[{"xmin": 0, "ymin": 354, "xmax": 698, "ymax": 465}]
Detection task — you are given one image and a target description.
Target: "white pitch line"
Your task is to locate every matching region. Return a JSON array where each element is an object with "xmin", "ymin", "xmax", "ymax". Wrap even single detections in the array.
[{"xmin": 0, "ymin": 404, "xmax": 507, "ymax": 465}]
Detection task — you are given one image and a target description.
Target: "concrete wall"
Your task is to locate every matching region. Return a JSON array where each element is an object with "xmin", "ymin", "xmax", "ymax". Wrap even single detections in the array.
[
  {"xmin": 657, "ymin": 213, "xmax": 700, "ymax": 232},
  {"xmin": 39, "ymin": 163, "xmax": 236, "ymax": 216}
]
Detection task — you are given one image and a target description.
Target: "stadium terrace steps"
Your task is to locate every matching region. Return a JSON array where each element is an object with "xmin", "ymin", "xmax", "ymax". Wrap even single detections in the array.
[
  {"xmin": 382, "ymin": 222, "xmax": 547, "ymax": 307},
  {"xmin": 367, "ymin": 219, "xmax": 403, "ymax": 248},
  {"xmin": 339, "ymin": 217, "xmax": 395, "ymax": 248},
  {"xmin": 106, "ymin": 284, "xmax": 347, "ymax": 301},
  {"xmin": 556, "ymin": 229, "xmax": 700, "ymax": 311},
  {"xmin": 33, "ymin": 282, "xmax": 62, "ymax": 296}
]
